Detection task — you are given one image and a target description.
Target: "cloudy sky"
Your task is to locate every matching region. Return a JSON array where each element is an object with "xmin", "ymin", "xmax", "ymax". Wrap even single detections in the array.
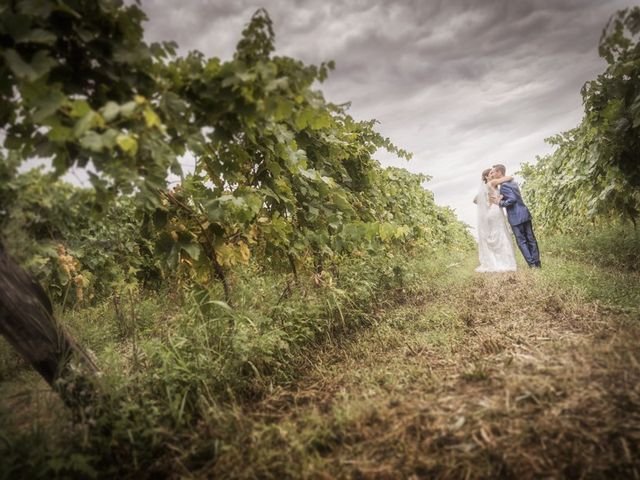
[{"xmin": 141, "ymin": 0, "xmax": 634, "ymax": 231}]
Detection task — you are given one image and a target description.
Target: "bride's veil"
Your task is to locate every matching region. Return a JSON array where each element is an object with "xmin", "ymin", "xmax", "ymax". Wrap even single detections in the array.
[
  {"xmin": 476, "ymin": 181, "xmax": 489, "ymax": 235},
  {"xmin": 475, "ymin": 180, "xmax": 492, "ymax": 269}
]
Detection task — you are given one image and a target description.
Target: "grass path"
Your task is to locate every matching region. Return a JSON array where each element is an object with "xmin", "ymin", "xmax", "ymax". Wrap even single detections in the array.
[
  {"xmin": 1, "ymin": 251, "xmax": 638, "ymax": 479},
  {"xmin": 207, "ymin": 254, "xmax": 640, "ymax": 479}
]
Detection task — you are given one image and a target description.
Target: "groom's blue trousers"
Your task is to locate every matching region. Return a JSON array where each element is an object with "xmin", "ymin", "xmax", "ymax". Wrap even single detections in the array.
[{"xmin": 511, "ymin": 220, "xmax": 540, "ymax": 266}]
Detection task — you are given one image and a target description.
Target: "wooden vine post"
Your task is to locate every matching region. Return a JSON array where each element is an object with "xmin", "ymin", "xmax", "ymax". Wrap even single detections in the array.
[{"xmin": 0, "ymin": 244, "xmax": 98, "ymax": 409}]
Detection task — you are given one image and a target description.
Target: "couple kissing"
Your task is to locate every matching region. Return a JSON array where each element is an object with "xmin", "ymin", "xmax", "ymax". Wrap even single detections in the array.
[{"xmin": 474, "ymin": 164, "xmax": 541, "ymax": 272}]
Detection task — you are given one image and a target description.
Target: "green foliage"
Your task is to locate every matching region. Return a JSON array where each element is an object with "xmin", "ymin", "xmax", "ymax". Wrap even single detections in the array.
[
  {"xmin": 358, "ymin": 166, "xmax": 472, "ymax": 250},
  {"xmin": 0, "ymin": 162, "xmax": 155, "ymax": 303},
  {"xmin": 539, "ymin": 226, "xmax": 640, "ymax": 309},
  {"xmin": 1, "ymin": 3, "xmax": 638, "ymax": 478},
  {"xmin": 521, "ymin": 7, "xmax": 640, "ymax": 232},
  {"xmin": 541, "ymin": 225, "xmax": 639, "ymax": 273},
  {"xmin": 1, "ymin": 4, "xmax": 471, "ymax": 299},
  {"xmin": 152, "ymin": 15, "xmax": 419, "ymax": 283},
  {"xmin": 0, "ymin": 4, "xmax": 473, "ymax": 477},
  {"xmin": 126, "ymin": 8, "xmax": 470, "ymax": 292},
  {"xmin": 0, "ymin": 0, "xmax": 180, "ymax": 202},
  {"xmin": 586, "ymin": 7, "xmax": 640, "ymax": 187},
  {"xmin": 0, "ymin": 246, "xmax": 470, "ymax": 478}
]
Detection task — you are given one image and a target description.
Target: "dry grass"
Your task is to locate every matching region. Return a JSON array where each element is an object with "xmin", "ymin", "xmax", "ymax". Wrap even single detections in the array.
[
  {"xmin": 2, "ymin": 253, "xmax": 638, "ymax": 479},
  {"xmin": 200, "ymin": 264, "xmax": 640, "ymax": 479},
  {"xmin": 0, "ymin": 371, "xmax": 67, "ymax": 432}
]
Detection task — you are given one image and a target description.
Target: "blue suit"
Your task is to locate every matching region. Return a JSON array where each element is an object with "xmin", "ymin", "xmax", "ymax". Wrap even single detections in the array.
[{"xmin": 498, "ymin": 181, "xmax": 540, "ymax": 267}]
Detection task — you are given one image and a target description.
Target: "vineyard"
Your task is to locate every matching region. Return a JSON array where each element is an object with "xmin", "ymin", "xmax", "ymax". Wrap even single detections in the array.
[
  {"xmin": 520, "ymin": 8, "xmax": 640, "ymax": 233},
  {"xmin": 1, "ymin": 2, "xmax": 639, "ymax": 479}
]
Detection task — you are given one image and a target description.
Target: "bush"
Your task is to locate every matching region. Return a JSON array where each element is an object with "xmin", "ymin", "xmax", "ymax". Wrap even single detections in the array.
[{"xmin": 541, "ymin": 226, "xmax": 640, "ymax": 272}]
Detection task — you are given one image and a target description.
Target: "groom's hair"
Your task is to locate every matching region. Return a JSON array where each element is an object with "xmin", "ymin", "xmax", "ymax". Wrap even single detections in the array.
[{"xmin": 492, "ymin": 164, "xmax": 506, "ymax": 175}]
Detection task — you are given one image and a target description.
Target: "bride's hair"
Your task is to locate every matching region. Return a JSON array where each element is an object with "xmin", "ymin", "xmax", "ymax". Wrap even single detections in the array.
[{"xmin": 481, "ymin": 168, "xmax": 492, "ymax": 183}]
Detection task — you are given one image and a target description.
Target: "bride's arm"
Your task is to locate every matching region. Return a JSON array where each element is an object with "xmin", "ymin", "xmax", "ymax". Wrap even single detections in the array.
[{"xmin": 488, "ymin": 175, "xmax": 513, "ymax": 188}]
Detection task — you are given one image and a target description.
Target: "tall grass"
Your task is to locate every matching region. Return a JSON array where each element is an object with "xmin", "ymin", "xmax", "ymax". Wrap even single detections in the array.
[
  {"xmin": 541, "ymin": 225, "xmax": 639, "ymax": 272},
  {"xmin": 538, "ymin": 226, "xmax": 640, "ymax": 310},
  {"xmin": 0, "ymin": 245, "xmax": 470, "ymax": 478},
  {"xmin": 3, "ymin": 226, "xmax": 634, "ymax": 477}
]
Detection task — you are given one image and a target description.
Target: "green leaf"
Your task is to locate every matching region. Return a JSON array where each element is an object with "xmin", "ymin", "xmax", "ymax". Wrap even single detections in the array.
[
  {"xmin": 3, "ymin": 49, "xmax": 37, "ymax": 80},
  {"xmin": 310, "ymin": 111, "xmax": 331, "ymax": 130},
  {"xmin": 161, "ymin": 92, "xmax": 188, "ymax": 115},
  {"xmin": 17, "ymin": 0, "xmax": 55, "ymax": 17},
  {"xmin": 331, "ymin": 192, "xmax": 354, "ymax": 213},
  {"xmin": 295, "ymin": 108, "xmax": 314, "ymax": 130},
  {"xmin": 180, "ymin": 242, "xmax": 201, "ymax": 260},
  {"xmin": 119, "ymin": 101, "xmax": 137, "ymax": 118},
  {"xmin": 30, "ymin": 50, "xmax": 57, "ymax": 79},
  {"xmin": 206, "ymin": 300, "xmax": 232, "ymax": 311},
  {"xmin": 116, "ymin": 133, "xmax": 138, "ymax": 156},
  {"xmin": 100, "ymin": 101, "xmax": 120, "ymax": 122},
  {"xmin": 379, "ymin": 223, "xmax": 396, "ymax": 242},
  {"xmin": 143, "ymin": 107, "xmax": 162, "ymax": 128},
  {"xmin": 16, "ymin": 29, "xmax": 57, "ymax": 45},
  {"xmin": 79, "ymin": 131, "xmax": 104, "ymax": 152},
  {"xmin": 47, "ymin": 120, "xmax": 72, "ymax": 142},
  {"xmin": 271, "ymin": 98, "xmax": 293, "ymax": 121},
  {"xmin": 74, "ymin": 111, "xmax": 104, "ymax": 137},
  {"xmin": 32, "ymin": 90, "xmax": 66, "ymax": 122},
  {"xmin": 69, "ymin": 100, "xmax": 91, "ymax": 118},
  {"xmin": 74, "ymin": 26, "xmax": 98, "ymax": 43},
  {"xmin": 266, "ymin": 77, "xmax": 289, "ymax": 92},
  {"xmin": 100, "ymin": 129, "xmax": 118, "ymax": 149}
]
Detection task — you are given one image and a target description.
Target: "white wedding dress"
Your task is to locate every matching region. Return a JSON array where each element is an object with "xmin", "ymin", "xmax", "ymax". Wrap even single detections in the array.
[{"xmin": 475, "ymin": 183, "xmax": 517, "ymax": 272}]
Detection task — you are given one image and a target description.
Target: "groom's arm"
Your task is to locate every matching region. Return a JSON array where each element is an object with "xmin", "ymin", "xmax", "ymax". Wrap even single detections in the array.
[{"xmin": 498, "ymin": 184, "xmax": 517, "ymax": 208}]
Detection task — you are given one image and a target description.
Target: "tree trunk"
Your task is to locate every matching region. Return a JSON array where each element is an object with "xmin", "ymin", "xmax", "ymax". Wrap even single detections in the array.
[
  {"xmin": 0, "ymin": 245, "xmax": 98, "ymax": 409},
  {"xmin": 287, "ymin": 253, "xmax": 298, "ymax": 282},
  {"xmin": 210, "ymin": 248, "xmax": 231, "ymax": 303}
]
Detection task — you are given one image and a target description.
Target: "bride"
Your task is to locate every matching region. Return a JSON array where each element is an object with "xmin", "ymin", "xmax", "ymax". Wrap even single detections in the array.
[{"xmin": 474, "ymin": 168, "xmax": 517, "ymax": 272}]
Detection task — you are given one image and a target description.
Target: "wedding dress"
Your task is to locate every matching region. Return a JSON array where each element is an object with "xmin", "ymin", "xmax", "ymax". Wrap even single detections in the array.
[{"xmin": 475, "ymin": 182, "xmax": 517, "ymax": 272}]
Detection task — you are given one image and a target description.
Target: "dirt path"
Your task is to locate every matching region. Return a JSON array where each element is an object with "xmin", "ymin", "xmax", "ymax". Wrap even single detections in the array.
[{"xmin": 210, "ymin": 257, "xmax": 640, "ymax": 479}]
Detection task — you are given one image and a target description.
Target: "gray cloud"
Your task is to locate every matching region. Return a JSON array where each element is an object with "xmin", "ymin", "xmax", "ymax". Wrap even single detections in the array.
[{"xmin": 141, "ymin": 0, "xmax": 634, "ymax": 230}]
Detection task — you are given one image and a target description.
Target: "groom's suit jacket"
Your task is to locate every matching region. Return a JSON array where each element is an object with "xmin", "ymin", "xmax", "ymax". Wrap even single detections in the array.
[{"xmin": 498, "ymin": 181, "xmax": 531, "ymax": 226}]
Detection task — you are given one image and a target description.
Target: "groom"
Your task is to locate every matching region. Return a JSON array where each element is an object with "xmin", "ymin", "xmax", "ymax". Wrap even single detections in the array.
[{"xmin": 490, "ymin": 165, "xmax": 541, "ymax": 268}]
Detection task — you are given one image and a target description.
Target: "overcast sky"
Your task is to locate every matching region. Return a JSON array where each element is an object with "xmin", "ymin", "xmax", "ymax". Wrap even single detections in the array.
[{"xmin": 140, "ymin": 0, "xmax": 634, "ymax": 231}]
